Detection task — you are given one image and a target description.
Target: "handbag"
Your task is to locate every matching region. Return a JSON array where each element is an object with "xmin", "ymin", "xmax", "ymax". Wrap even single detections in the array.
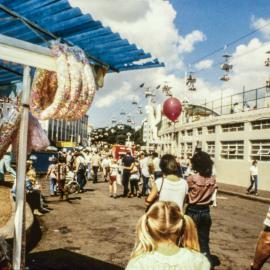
[
  {"xmin": 145, "ymin": 177, "xmax": 164, "ymax": 212},
  {"xmin": 116, "ymin": 172, "xmax": 122, "ymax": 186}
]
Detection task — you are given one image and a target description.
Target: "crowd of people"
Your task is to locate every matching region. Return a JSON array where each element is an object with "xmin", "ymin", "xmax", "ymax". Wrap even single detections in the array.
[{"xmin": 0, "ymin": 146, "xmax": 269, "ymax": 270}]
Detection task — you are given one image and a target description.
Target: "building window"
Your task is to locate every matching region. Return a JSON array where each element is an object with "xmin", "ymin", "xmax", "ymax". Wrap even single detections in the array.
[
  {"xmin": 197, "ymin": 128, "xmax": 202, "ymax": 135},
  {"xmin": 221, "ymin": 141, "xmax": 244, "ymax": 159},
  {"xmin": 207, "ymin": 141, "xmax": 215, "ymax": 158},
  {"xmin": 180, "ymin": 143, "xmax": 185, "ymax": 157},
  {"xmin": 251, "ymin": 119, "xmax": 270, "ymax": 130},
  {"xmin": 207, "ymin": 126, "xmax": 215, "ymax": 134},
  {"xmin": 222, "ymin": 123, "xmax": 244, "ymax": 132},
  {"xmin": 251, "ymin": 140, "xmax": 270, "ymax": 161},
  {"xmin": 187, "ymin": 129, "xmax": 193, "ymax": 136},
  {"xmin": 181, "ymin": 130, "xmax": 185, "ymax": 136},
  {"xmin": 186, "ymin": 142, "xmax": 193, "ymax": 157}
]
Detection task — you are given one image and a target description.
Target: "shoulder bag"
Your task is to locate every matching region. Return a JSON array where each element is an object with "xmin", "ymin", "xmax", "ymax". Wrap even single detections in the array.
[{"xmin": 145, "ymin": 177, "xmax": 164, "ymax": 212}]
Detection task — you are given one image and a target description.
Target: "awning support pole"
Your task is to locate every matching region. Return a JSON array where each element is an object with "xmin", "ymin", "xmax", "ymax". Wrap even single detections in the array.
[{"xmin": 12, "ymin": 65, "xmax": 31, "ymax": 270}]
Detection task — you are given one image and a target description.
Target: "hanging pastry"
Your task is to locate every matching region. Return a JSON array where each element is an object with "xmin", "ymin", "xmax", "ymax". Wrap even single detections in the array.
[
  {"xmin": 63, "ymin": 48, "xmax": 84, "ymax": 119},
  {"xmin": 31, "ymin": 44, "xmax": 98, "ymax": 121},
  {"xmin": 66, "ymin": 50, "xmax": 97, "ymax": 120},
  {"xmin": 30, "ymin": 69, "xmax": 58, "ymax": 114},
  {"xmin": 30, "ymin": 44, "xmax": 71, "ymax": 120},
  {"xmin": 78, "ymin": 61, "xmax": 97, "ymax": 118}
]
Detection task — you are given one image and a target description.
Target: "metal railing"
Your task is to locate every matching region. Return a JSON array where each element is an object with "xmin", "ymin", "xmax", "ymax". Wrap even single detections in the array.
[{"xmin": 202, "ymin": 86, "xmax": 270, "ymax": 116}]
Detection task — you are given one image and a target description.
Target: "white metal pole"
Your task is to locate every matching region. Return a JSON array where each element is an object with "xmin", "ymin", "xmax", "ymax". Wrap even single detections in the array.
[
  {"xmin": 13, "ymin": 65, "xmax": 31, "ymax": 270},
  {"xmin": 146, "ymin": 96, "xmax": 151, "ymax": 152}
]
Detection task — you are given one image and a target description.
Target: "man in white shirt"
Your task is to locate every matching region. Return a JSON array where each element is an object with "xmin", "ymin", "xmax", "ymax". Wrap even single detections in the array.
[
  {"xmin": 91, "ymin": 151, "xmax": 101, "ymax": 183},
  {"xmin": 152, "ymin": 152, "xmax": 162, "ymax": 179},
  {"xmin": 139, "ymin": 153, "xmax": 152, "ymax": 196},
  {"xmin": 247, "ymin": 160, "xmax": 259, "ymax": 195}
]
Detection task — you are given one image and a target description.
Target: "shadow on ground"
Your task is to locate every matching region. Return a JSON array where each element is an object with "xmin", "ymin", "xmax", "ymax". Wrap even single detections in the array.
[
  {"xmin": 0, "ymin": 181, "xmax": 13, "ymax": 188},
  {"xmin": 26, "ymin": 217, "xmax": 42, "ymax": 252},
  {"xmin": 26, "ymin": 249, "xmax": 124, "ymax": 270},
  {"xmin": 211, "ymin": 254, "xmax": 221, "ymax": 269}
]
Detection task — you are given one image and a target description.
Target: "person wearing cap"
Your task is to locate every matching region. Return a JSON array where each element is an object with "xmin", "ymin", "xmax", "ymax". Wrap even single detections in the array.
[
  {"xmin": 250, "ymin": 207, "xmax": 270, "ymax": 270},
  {"xmin": 12, "ymin": 161, "xmax": 51, "ymax": 216}
]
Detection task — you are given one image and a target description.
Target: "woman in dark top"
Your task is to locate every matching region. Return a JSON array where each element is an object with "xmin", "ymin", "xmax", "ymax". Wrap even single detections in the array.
[{"xmin": 186, "ymin": 151, "xmax": 217, "ymax": 266}]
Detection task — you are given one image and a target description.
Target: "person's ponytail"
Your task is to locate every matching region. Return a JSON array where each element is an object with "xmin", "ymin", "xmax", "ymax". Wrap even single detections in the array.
[
  {"xmin": 130, "ymin": 214, "xmax": 156, "ymax": 259},
  {"xmin": 181, "ymin": 215, "xmax": 200, "ymax": 252}
]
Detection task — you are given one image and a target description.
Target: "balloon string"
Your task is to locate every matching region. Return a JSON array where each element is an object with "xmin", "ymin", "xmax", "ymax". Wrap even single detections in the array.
[{"xmin": 173, "ymin": 121, "xmax": 176, "ymax": 140}]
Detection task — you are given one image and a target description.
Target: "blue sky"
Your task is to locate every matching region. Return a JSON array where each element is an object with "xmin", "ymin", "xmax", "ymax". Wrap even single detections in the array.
[
  {"xmin": 70, "ymin": 0, "xmax": 270, "ymax": 128},
  {"xmin": 171, "ymin": 0, "xmax": 270, "ymax": 83}
]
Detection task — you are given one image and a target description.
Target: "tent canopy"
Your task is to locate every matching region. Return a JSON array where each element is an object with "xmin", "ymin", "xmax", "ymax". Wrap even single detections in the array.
[{"xmin": 0, "ymin": 0, "xmax": 164, "ymax": 84}]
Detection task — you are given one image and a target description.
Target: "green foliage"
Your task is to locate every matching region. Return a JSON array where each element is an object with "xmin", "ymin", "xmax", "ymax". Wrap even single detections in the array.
[{"xmin": 91, "ymin": 124, "xmax": 136, "ymax": 145}]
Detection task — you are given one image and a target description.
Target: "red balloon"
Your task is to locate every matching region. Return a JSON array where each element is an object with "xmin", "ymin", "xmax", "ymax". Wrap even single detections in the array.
[{"xmin": 163, "ymin": 97, "xmax": 182, "ymax": 122}]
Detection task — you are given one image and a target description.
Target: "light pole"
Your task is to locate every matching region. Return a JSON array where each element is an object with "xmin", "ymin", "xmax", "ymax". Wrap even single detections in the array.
[{"xmin": 145, "ymin": 88, "xmax": 154, "ymax": 152}]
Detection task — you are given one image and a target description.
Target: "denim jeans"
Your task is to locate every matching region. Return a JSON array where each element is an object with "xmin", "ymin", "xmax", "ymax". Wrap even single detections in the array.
[
  {"xmin": 142, "ymin": 176, "xmax": 150, "ymax": 196},
  {"xmin": 50, "ymin": 178, "xmax": 56, "ymax": 195},
  {"xmin": 186, "ymin": 205, "xmax": 212, "ymax": 262},
  {"xmin": 247, "ymin": 175, "xmax": 258, "ymax": 193}
]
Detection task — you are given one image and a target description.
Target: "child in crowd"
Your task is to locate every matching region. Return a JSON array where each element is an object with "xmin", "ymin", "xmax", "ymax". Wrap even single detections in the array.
[
  {"xmin": 55, "ymin": 155, "xmax": 69, "ymax": 200},
  {"xmin": 126, "ymin": 201, "xmax": 210, "ymax": 270},
  {"xmin": 46, "ymin": 157, "xmax": 57, "ymax": 196},
  {"xmin": 109, "ymin": 159, "xmax": 118, "ymax": 198}
]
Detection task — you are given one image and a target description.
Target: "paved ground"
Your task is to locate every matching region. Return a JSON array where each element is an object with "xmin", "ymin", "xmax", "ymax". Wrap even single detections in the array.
[
  {"xmin": 0, "ymin": 185, "xmax": 12, "ymax": 227},
  {"xmin": 26, "ymin": 176, "xmax": 270, "ymax": 270}
]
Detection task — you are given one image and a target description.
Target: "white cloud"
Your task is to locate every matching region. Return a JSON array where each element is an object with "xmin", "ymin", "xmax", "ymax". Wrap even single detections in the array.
[
  {"xmin": 178, "ymin": 30, "xmax": 206, "ymax": 54},
  {"xmin": 251, "ymin": 16, "xmax": 270, "ymax": 39},
  {"xmin": 194, "ymin": 59, "xmax": 213, "ymax": 71},
  {"xmin": 68, "ymin": 0, "xmax": 208, "ymax": 126},
  {"xmin": 224, "ymin": 37, "xmax": 269, "ymax": 90},
  {"xmin": 95, "ymin": 80, "xmax": 134, "ymax": 108},
  {"xmin": 69, "ymin": 2, "xmax": 270, "ymax": 127},
  {"xmin": 69, "ymin": 0, "xmax": 205, "ymax": 71}
]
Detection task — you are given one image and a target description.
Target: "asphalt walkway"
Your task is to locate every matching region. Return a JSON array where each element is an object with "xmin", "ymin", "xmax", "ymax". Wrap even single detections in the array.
[{"xmin": 25, "ymin": 177, "xmax": 270, "ymax": 270}]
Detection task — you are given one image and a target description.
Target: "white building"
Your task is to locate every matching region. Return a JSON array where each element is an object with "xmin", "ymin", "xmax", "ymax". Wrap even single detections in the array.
[{"xmin": 157, "ymin": 86, "xmax": 270, "ymax": 191}]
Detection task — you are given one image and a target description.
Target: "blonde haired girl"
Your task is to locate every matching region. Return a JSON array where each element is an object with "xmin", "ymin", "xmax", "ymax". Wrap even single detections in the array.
[{"xmin": 126, "ymin": 201, "xmax": 210, "ymax": 270}]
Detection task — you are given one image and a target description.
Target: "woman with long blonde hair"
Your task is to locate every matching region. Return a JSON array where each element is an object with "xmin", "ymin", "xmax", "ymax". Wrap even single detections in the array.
[{"xmin": 126, "ymin": 201, "xmax": 210, "ymax": 270}]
